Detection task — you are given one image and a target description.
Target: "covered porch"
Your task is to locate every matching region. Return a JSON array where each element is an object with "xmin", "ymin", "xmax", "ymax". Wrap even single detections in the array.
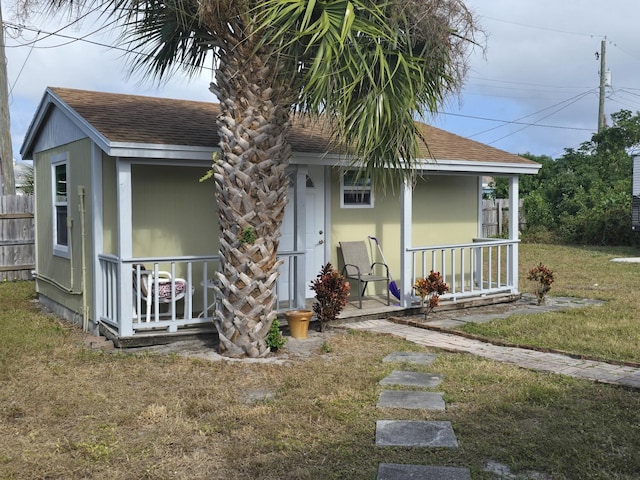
[{"xmin": 96, "ymin": 236, "xmax": 521, "ymax": 346}]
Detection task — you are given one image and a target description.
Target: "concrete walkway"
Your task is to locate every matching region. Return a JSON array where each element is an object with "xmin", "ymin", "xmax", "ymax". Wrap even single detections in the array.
[{"xmin": 348, "ymin": 319, "xmax": 640, "ymax": 389}]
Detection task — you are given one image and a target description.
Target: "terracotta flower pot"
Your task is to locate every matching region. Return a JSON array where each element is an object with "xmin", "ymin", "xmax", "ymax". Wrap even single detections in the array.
[{"xmin": 284, "ymin": 310, "xmax": 314, "ymax": 339}]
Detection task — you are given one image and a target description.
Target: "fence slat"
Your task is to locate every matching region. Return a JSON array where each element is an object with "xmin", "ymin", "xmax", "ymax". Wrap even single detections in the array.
[
  {"xmin": 482, "ymin": 199, "xmax": 525, "ymax": 237},
  {"xmin": 0, "ymin": 195, "xmax": 35, "ymax": 281}
]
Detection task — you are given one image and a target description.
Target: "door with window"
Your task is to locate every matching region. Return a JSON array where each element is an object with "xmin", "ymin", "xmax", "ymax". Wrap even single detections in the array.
[
  {"xmin": 304, "ymin": 165, "xmax": 326, "ymax": 298},
  {"xmin": 279, "ymin": 165, "xmax": 326, "ymax": 303}
]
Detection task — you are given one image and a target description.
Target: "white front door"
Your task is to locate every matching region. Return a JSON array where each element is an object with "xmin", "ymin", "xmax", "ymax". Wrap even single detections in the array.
[
  {"xmin": 279, "ymin": 165, "xmax": 326, "ymax": 303},
  {"xmin": 304, "ymin": 165, "xmax": 326, "ymax": 298}
]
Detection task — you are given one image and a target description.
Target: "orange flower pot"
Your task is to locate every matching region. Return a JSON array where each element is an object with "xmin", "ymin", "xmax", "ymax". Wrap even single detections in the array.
[{"xmin": 284, "ymin": 310, "xmax": 314, "ymax": 339}]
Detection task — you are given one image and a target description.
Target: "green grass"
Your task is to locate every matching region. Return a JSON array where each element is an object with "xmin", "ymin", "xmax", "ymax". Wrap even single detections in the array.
[
  {"xmin": 457, "ymin": 243, "xmax": 640, "ymax": 363},
  {"xmin": 1, "ymin": 255, "xmax": 640, "ymax": 479}
]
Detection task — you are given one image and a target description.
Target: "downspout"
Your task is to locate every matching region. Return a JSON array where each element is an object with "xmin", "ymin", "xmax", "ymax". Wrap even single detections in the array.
[
  {"xmin": 67, "ymin": 216, "xmax": 74, "ymax": 290},
  {"xmin": 78, "ymin": 186, "xmax": 89, "ymax": 332}
]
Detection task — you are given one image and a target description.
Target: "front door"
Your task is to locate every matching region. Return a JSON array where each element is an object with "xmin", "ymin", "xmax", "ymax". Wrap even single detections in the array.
[
  {"xmin": 304, "ymin": 165, "xmax": 326, "ymax": 298},
  {"xmin": 279, "ymin": 165, "xmax": 326, "ymax": 303}
]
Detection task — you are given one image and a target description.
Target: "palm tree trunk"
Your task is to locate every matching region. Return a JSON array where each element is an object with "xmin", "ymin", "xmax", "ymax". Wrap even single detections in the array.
[{"xmin": 211, "ymin": 24, "xmax": 292, "ymax": 358}]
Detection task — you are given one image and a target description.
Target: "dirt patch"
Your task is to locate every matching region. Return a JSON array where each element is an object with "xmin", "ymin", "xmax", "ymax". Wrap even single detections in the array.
[{"xmin": 123, "ymin": 326, "xmax": 340, "ymax": 365}]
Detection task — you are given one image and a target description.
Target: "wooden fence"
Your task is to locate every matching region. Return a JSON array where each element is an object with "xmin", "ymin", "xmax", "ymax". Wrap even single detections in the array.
[
  {"xmin": 482, "ymin": 199, "xmax": 525, "ymax": 238},
  {"xmin": 0, "ymin": 195, "xmax": 35, "ymax": 281}
]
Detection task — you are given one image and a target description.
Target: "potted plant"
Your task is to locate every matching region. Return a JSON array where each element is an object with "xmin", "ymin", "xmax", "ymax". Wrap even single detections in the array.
[
  {"xmin": 310, "ymin": 263, "xmax": 350, "ymax": 332},
  {"xmin": 283, "ymin": 309, "xmax": 314, "ymax": 339},
  {"xmin": 414, "ymin": 271, "xmax": 449, "ymax": 319}
]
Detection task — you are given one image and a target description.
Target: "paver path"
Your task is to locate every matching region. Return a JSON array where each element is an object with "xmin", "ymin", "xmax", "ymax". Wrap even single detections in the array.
[{"xmin": 350, "ymin": 319, "xmax": 640, "ymax": 389}]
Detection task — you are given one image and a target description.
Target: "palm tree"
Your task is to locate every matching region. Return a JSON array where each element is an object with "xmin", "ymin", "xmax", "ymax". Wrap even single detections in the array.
[{"xmin": 29, "ymin": 0, "xmax": 481, "ymax": 357}]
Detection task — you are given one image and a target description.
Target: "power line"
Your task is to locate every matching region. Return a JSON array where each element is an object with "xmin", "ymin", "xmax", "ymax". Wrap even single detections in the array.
[
  {"xmin": 2, "ymin": 21, "xmax": 214, "ymax": 72},
  {"xmin": 466, "ymin": 75, "xmax": 594, "ymax": 91},
  {"xmin": 9, "ymin": 30, "xmax": 37, "ymax": 96},
  {"xmin": 441, "ymin": 111, "xmax": 593, "ymax": 132},
  {"xmin": 486, "ymin": 91, "xmax": 595, "ymax": 145},
  {"xmin": 481, "ymin": 15, "xmax": 604, "ymax": 38},
  {"xmin": 466, "ymin": 88, "xmax": 598, "ymax": 138}
]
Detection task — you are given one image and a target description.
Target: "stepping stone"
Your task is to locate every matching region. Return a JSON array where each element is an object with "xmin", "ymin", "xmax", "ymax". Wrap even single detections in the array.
[
  {"xmin": 379, "ymin": 370, "xmax": 443, "ymax": 388},
  {"xmin": 376, "ymin": 420, "xmax": 458, "ymax": 448},
  {"xmin": 378, "ymin": 390, "xmax": 445, "ymax": 410},
  {"xmin": 377, "ymin": 463, "xmax": 471, "ymax": 480},
  {"xmin": 382, "ymin": 352, "xmax": 436, "ymax": 365}
]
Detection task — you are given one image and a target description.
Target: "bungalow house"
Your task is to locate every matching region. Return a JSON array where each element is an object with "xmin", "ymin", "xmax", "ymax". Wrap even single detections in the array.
[{"xmin": 20, "ymin": 87, "xmax": 540, "ymax": 346}]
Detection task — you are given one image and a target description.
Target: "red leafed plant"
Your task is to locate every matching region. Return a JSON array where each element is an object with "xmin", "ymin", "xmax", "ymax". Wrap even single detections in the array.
[
  {"xmin": 527, "ymin": 263, "xmax": 554, "ymax": 305},
  {"xmin": 311, "ymin": 263, "xmax": 351, "ymax": 332},
  {"xmin": 414, "ymin": 271, "xmax": 449, "ymax": 319}
]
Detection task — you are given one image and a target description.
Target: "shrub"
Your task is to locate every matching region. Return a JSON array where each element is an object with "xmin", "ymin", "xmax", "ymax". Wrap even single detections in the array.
[
  {"xmin": 413, "ymin": 271, "xmax": 449, "ymax": 319},
  {"xmin": 311, "ymin": 263, "xmax": 350, "ymax": 332},
  {"xmin": 266, "ymin": 319, "xmax": 286, "ymax": 352},
  {"xmin": 527, "ymin": 263, "xmax": 554, "ymax": 305}
]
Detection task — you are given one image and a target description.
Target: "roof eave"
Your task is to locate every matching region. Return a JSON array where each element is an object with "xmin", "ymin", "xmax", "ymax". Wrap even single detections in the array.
[
  {"xmin": 108, "ymin": 143, "xmax": 219, "ymax": 161},
  {"xmin": 20, "ymin": 87, "xmax": 112, "ymax": 159},
  {"xmin": 418, "ymin": 158, "xmax": 541, "ymax": 175}
]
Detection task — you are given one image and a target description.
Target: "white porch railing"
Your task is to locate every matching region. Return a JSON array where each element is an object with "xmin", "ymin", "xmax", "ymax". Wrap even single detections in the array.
[
  {"xmin": 408, "ymin": 238, "xmax": 519, "ymax": 302},
  {"xmin": 97, "ymin": 252, "xmax": 305, "ymax": 337}
]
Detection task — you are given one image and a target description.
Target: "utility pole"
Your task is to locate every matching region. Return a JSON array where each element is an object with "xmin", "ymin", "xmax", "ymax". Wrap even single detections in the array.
[
  {"xmin": 597, "ymin": 37, "xmax": 607, "ymax": 133},
  {"xmin": 0, "ymin": 1, "xmax": 16, "ymax": 195}
]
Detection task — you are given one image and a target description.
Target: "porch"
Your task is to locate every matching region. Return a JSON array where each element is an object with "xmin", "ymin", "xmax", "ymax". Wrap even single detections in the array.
[{"xmin": 96, "ymin": 238, "xmax": 520, "ymax": 346}]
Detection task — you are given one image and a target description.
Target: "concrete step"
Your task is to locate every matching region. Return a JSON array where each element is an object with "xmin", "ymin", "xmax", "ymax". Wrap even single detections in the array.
[
  {"xmin": 377, "ymin": 390, "xmax": 445, "ymax": 411},
  {"xmin": 379, "ymin": 370, "xmax": 443, "ymax": 388},
  {"xmin": 375, "ymin": 420, "xmax": 458, "ymax": 448},
  {"xmin": 377, "ymin": 463, "xmax": 471, "ymax": 480},
  {"xmin": 382, "ymin": 352, "xmax": 436, "ymax": 365}
]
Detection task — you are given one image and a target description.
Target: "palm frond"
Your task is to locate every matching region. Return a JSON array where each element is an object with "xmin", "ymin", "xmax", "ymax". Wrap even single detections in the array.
[{"xmin": 255, "ymin": 0, "xmax": 481, "ymax": 191}]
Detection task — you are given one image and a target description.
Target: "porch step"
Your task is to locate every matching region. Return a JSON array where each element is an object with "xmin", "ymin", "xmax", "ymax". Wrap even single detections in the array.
[{"xmin": 99, "ymin": 322, "xmax": 216, "ymax": 349}]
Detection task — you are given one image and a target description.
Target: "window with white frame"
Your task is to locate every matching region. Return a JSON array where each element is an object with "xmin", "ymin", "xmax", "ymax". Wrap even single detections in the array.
[
  {"xmin": 340, "ymin": 170, "xmax": 373, "ymax": 208},
  {"xmin": 52, "ymin": 156, "xmax": 69, "ymax": 255}
]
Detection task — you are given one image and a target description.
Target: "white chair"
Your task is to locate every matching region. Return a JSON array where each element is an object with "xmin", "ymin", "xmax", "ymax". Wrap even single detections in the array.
[{"xmin": 133, "ymin": 264, "xmax": 189, "ymax": 322}]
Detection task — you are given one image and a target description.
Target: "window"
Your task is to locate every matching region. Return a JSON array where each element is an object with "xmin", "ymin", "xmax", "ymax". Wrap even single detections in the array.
[
  {"xmin": 340, "ymin": 170, "xmax": 373, "ymax": 208},
  {"xmin": 52, "ymin": 157, "xmax": 69, "ymax": 254}
]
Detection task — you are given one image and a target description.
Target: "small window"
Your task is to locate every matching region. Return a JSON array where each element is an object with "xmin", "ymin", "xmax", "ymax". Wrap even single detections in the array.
[
  {"xmin": 341, "ymin": 170, "xmax": 373, "ymax": 208},
  {"xmin": 52, "ymin": 158, "xmax": 69, "ymax": 255}
]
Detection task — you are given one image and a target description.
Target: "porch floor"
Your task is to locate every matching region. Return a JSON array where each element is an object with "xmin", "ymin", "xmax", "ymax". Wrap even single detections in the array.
[{"xmin": 105, "ymin": 292, "xmax": 520, "ymax": 348}]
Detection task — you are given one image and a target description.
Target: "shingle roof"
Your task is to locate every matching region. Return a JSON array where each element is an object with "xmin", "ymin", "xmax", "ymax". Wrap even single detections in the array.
[{"xmin": 48, "ymin": 87, "xmax": 535, "ymax": 166}]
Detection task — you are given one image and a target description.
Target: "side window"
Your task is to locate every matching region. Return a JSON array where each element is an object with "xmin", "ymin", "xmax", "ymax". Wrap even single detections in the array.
[
  {"xmin": 52, "ymin": 157, "xmax": 69, "ymax": 256},
  {"xmin": 340, "ymin": 170, "xmax": 374, "ymax": 208}
]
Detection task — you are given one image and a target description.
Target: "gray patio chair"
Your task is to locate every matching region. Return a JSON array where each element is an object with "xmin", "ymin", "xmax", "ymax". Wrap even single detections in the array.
[{"xmin": 339, "ymin": 241, "xmax": 390, "ymax": 309}]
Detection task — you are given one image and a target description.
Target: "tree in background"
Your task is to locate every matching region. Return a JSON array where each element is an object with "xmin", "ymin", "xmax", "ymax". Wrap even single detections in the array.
[
  {"xmin": 19, "ymin": 0, "xmax": 482, "ymax": 357},
  {"xmin": 500, "ymin": 110, "xmax": 640, "ymax": 246}
]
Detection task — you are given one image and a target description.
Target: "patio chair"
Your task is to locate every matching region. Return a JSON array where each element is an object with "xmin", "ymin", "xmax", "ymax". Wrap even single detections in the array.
[
  {"xmin": 339, "ymin": 241, "xmax": 390, "ymax": 309},
  {"xmin": 132, "ymin": 264, "xmax": 190, "ymax": 322}
]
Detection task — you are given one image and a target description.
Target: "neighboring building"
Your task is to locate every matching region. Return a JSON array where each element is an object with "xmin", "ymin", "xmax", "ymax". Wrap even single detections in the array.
[{"xmin": 20, "ymin": 87, "xmax": 540, "ymax": 345}]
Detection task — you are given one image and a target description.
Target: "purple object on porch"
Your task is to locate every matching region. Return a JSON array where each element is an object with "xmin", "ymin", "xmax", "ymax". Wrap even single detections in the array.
[{"xmin": 368, "ymin": 236, "xmax": 401, "ymax": 300}]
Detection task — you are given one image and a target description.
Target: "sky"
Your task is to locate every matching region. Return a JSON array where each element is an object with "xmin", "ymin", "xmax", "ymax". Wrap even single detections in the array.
[{"xmin": 2, "ymin": 0, "xmax": 640, "ymax": 162}]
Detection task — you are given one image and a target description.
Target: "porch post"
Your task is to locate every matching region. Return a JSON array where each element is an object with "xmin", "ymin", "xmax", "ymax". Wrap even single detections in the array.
[
  {"xmin": 116, "ymin": 158, "xmax": 134, "ymax": 337},
  {"xmin": 294, "ymin": 165, "xmax": 307, "ymax": 308},
  {"xmin": 90, "ymin": 143, "xmax": 103, "ymax": 332},
  {"xmin": 400, "ymin": 179, "xmax": 413, "ymax": 308},
  {"xmin": 508, "ymin": 175, "xmax": 519, "ymax": 292},
  {"xmin": 477, "ymin": 176, "xmax": 484, "ymax": 237}
]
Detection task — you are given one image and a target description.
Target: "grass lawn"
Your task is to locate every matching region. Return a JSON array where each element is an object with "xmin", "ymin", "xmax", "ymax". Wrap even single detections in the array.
[
  {"xmin": 1, "ymin": 244, "xmax": 640, "ymax": 479},
  {"xmin": 458, "ymin": 243, "xmax": 640, "ymax": 364}
]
